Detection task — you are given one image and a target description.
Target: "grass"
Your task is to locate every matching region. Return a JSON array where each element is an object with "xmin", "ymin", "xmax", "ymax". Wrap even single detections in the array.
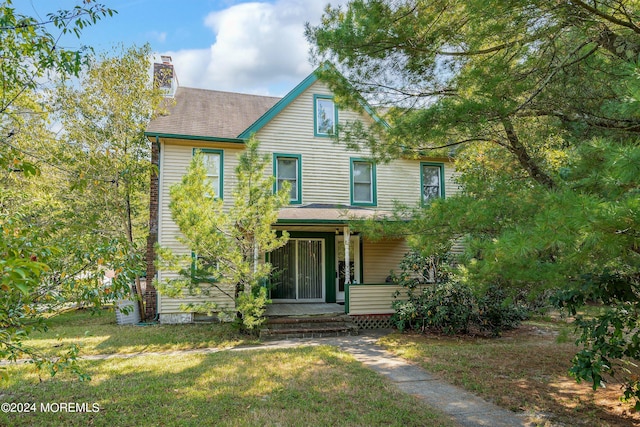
[
  {"xmin": 1, "ymin": 309, "xmax": 455, "ymax": 426},
  {"xmin": 379, "ymin": 315, "xmax": 640, "ymax": 427},
  {"xmin": 25, "ymin": 308, "xmax": 255, "ymax": 356},
  {"xmin": 1, "ymin": 346, "xmax": 455, "ymax": 427}
]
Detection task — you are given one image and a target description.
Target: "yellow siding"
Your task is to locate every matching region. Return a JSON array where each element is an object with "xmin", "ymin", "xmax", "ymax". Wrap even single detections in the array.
[
  {"xmin": 348, "ymin": 284, "xmax": 407, "ymax": 315},
  {"xmin": 155, "ymin": 80, "xmax": 461, "ymax": 314},
  {"xmin": 362, "ymin": 238, "xmax": 409, "ymax": 283},
  {"xmin": 255, "ymin": 80, "xmax": 459, "ymax": 209},
  {"xmin": 157, "ymin": 142, "xmax": 242, "ymax": 314}
]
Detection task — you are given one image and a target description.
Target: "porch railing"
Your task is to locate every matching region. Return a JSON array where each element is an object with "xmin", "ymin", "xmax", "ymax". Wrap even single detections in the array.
[{"xmin": 345, "ymin": 283, "xmax": 408, "ymax": 316}]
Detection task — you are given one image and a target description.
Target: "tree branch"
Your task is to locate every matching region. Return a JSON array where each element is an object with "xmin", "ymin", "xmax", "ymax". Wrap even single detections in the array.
[
  {"xmin": 501, "ymin": 118, "xmax": 555, "ymax": 189},
  {"xmin": 571, "ymin": 0, "xmax": 640, "ymax": 34}
]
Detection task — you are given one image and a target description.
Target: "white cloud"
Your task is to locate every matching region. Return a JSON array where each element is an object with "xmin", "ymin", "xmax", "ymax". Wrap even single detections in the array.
[
  {"xmin": 148, "ymin": 31, "xmax": 167, "ymax": 43},
  {"xmin": 160, "ymin": 0, "xmax": 341, "ymax": 96}
]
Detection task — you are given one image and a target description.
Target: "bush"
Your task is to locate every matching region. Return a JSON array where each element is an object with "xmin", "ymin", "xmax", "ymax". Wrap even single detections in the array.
[
  {"xmin": 476, "ymin": 285, "xmax": 529, "ymax": 336},
  {"xmin": 391, "ymin": 252, "xmax": 528, "ymax": 336},
  {"xmin": 392, "ymin": 281, "xmax": 475, "ymax": 334}
]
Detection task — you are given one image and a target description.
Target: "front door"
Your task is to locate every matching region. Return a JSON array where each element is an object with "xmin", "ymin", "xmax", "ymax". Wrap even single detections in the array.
[
  {"xmin": 336, "ymin": 235, "xmax": 360, "ymax": 302},
  {"xmin": 270, "ymin": 238, "xmax": 325, "ymax": 302}
]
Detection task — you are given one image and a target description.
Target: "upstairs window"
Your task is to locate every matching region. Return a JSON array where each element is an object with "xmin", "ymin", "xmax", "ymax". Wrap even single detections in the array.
[
  {"xmin": 274, "ymin": 154, "xmax": 302, "ymax": 204},
  {"xmin": 314, "ymin": 95, "xmax": 337, "ymax": 136},
  {"xmin": 195, "ymin": 148, "xmax": 224, "ymax": 199},
  {"xmin": 421, "ymin": 162, "xmax": 445, "ymax": 203},
  {"xmin": 351, "ymin": 158, "xmax": 376, "ymax": 206}
]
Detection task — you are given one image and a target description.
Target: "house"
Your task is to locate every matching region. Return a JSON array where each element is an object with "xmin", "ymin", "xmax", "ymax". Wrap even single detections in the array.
[{"xmin": 144, "ymin": 63, "xmax": 459, "ymax": 325}]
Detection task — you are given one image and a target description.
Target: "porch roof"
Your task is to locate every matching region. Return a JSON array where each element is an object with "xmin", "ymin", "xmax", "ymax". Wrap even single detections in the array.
[{"xmin": 276, "ymin": 203, "xmax": 393, "ymax": 224}]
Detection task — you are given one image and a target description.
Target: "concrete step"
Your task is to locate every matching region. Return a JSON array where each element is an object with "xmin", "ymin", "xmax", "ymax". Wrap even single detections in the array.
[
  {"xmin": 260, "ymin": 315, "xmax": 359, "ymax": 339},
  {"xmin": 266, "ymin": 315, "xmax": 352, "ymax": 325}
]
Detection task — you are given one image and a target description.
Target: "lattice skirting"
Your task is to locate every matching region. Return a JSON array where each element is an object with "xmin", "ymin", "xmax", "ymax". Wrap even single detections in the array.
[{"xmin": 350, "ymin": 314, "xmax": 394, "ymax": 329}]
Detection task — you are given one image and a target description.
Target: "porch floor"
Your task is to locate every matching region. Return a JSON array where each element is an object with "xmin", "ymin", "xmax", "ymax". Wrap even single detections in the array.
[{"xmin": 265, "ymin": 303, "xmax": 345, "ymax": 317}]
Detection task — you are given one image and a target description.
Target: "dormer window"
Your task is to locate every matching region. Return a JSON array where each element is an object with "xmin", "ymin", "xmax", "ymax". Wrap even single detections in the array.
[{"xmin": 314, "ymin": 95, "xmax": 337, "ymax": 137}]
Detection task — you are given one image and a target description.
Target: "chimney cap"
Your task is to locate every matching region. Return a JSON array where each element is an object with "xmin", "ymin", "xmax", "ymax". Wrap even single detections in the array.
[{"xmin": 161, "ymin": 55, "xmax": 172, "ymax": 64}]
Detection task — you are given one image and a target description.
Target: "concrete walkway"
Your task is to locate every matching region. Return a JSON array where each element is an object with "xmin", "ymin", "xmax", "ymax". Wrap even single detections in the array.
[{"xmin": 254, "ymin": 331, "xmax": 529, "ymax": 427}]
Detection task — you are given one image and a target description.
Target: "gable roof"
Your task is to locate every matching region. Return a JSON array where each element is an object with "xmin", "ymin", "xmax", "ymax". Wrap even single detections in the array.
[
  {"xmin": 238, "ymin": 72, "xmax": 319, "ymax": 139},
  {"xmin": 146, "ymin": 87, "xmax": 280, "ymax": 140},
  {"xmin": 145, "ymin": 66, "xmax": 388, "ymax": 142}
]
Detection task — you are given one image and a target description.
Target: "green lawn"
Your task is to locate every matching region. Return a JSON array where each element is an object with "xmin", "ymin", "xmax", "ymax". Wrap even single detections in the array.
[
  {"xmin": 2, "ymin": 347, "xmax": 454, "ymax": 427},
  {"xmin": 26, "ymin": 308, "xmax": 254, "ymax": 356},
  {"xmin": 1, "ymin": 310, "xmax": 455, "ymax": 427}
]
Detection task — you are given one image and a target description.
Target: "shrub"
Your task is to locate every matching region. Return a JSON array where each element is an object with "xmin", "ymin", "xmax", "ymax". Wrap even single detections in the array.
[
  {"xmin": 476, "ymin": 285, "xmax": 529, "ymax": 336},
  {"xmin": 391, "ymin": 252, "xmax": 528, "ymax": 336},
  {"xmin": 392, "ymin": 281, "xmax": 475, "ymax": 334}
]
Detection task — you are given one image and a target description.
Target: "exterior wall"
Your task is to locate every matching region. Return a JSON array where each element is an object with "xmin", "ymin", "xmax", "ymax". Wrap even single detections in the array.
[
  {"xmin": 156, "ymin": 142, "xmax": 242, "ymax": 315},
  {"xmin": 154, "ymin": 79, "xmax": 460, "ymax": 316},
  {"xmin": 255, "ymin": 81, "xmax": 459, "ymax": 209},
  {"xmin": 362, "ymin": 238, "xmax": 409, "ymax": 283}
]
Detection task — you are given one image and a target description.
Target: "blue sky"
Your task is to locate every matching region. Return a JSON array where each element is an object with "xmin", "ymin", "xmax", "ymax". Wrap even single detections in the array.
[{"xmin": 18, "ymin": 0, "xmax": 343, "ymax": 96}]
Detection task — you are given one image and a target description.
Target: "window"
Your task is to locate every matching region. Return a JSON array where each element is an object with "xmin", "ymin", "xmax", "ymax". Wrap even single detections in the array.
[
  {"xmin": 274, "ymin": 153, "xmax": 302, "ymax": 204},
  {"xmin": 194, "ymin": 148, "xmax": 224, "ymax": 199},
  {"xmin": 421, "ymin": 162, "xmax": 445, "ymax": 203},
  {"xmin": 314, "ymin": 95, "xmax": 337, "ymax": 136},
  {"xmin": 191, "ymin": 252, "xmax": 219, "ymax": 283},
  {"xmin": 350, "ymin": 158, "xmax": 376, "ymax": 206}
]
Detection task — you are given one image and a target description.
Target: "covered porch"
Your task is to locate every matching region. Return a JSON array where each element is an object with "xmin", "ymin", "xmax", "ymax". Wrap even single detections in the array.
[
  {"xmin": 264, "ymin": 204, "xmax": 407, "ymax": 329},
  {"xmin": 271, "ymin": 204, "xmax": 396, "ymax": 303}
]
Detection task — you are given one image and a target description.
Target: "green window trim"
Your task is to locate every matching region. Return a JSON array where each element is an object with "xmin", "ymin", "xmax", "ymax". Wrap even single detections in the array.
[
  {"xmin": 350, "ymin": 158, "xmax": 377, "ymax": 207},
  {"xmin": 193, "ymin": 148, "xmax": 224, "ymax": 200},
  {"xmin": 273, "ymin": 153, "xmax": 302, "ymax": 204},
  {"xmin": 190, "ymin": 252, "xmax": 220, "ymax": 283},
  {"xmin": 420, "ymin": 162, "xmax": 445, "ymax": 203},
  {"xmin": 314, "ymin": 94, "xmax": 338, "ymax": 137}
]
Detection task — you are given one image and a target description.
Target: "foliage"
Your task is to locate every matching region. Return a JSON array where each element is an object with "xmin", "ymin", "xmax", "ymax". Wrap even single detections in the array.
[
  {"xmin": 48, "ymin": 44, "xmax": 165, "ymax": 311},
  {"xmin": 389, "ymin": 249, "xmax": 451, "ymax": 287},
  {"xmin": 0, "ymin": 1, "xmax": 117, "ymax": 380},
  {"xmin": 158, "ymin": 137, "xmax": 290, "ymax": 331},
  {"xmin": 553, "ymin": 272, "xmax": 640, "ymax": 409},
  {"xmin": 393, "ymin": 281, "xmax": 475, "ymax": 334},
  {"xmin": 476, "ymin": 285, "xmax": 529, "ymax": 336},
  {"xmin": 0, "ymin": 208, "xmax": 88, "ymax": 381},
  {"xmin": 391, "ymin": 252, "xmax": 526, "ymax": 336},
  {"xmin": 309, "ymin": 0, "xmax": 640, "ymax": 403},
  {"xmin": 0, "ymin": 0, "xmax": 115, "ymax": 173}
]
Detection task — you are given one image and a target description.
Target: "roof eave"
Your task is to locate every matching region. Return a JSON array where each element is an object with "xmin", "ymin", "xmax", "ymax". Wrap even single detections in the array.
[{"xmin": 144, "ymin": 132, "xmax": 245, "ymax": 145}]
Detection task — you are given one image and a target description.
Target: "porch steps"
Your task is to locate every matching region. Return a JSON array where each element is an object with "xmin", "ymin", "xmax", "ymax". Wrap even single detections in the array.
[{"xmin": 260, "ymin": 314, "xmax": 359, "ymax": 339}]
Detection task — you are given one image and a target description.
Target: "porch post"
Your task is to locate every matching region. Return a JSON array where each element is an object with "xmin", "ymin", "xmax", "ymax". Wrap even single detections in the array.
[{"xmin": 343, "ymin": 226, "xmax": 351, "ymax": 285}]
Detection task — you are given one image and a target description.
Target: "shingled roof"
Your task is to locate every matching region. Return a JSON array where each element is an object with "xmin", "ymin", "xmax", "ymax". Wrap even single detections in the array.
[{"xmin": 146, "ymin": 87, "xmax": 281, "ymax": 139}]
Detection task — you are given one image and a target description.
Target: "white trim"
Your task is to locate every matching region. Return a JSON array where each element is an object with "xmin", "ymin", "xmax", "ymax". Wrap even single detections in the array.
[{"xmin": 335, "ymin": 234, "xmax": 360, "ymax": 302}]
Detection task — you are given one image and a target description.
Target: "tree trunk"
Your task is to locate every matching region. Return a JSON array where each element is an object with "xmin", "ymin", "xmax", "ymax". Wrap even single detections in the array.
[
  {"xmin": 125, "ymin": 180, "xmax": 146, "ymax": 320},
  {"xmin": 502, "ymin": 118, "xmax": 556, "ymax": 190}
]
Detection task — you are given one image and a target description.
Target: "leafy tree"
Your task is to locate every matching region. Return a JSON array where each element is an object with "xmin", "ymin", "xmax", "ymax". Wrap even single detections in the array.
[
  {"xmin": 0, "ymin": 0, "xmax": 115, "ymax": 378},
  {"xmin": 0, "ymin": 0, "xmax": 115, "ymax": 172},
  {"xmin": 158, "ymin": 137, "xmax": 290, "ymax": 330},
  {"xmin": 50, "ymin": 44, "xmax": 166, "ymax": 315},
  {"xmin": 308, "ymin": 0, "xmax": 640, "ymax": 405}
]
